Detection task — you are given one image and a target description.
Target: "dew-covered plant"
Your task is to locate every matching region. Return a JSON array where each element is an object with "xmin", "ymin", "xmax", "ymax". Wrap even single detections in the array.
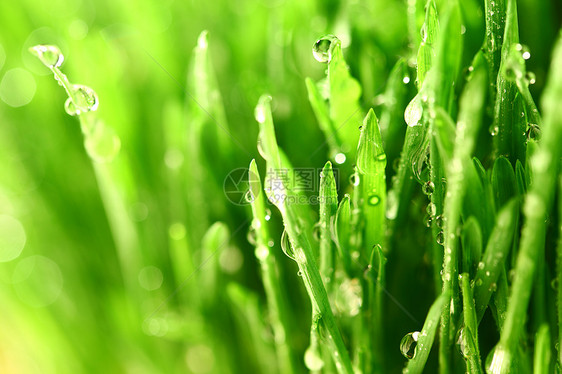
[{"xmin": 5, "ymin": 0, "xmax": 562, "ymax": 373}]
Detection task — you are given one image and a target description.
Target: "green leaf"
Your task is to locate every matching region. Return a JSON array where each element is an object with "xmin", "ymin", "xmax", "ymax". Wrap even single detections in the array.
[{"xmin": 491, "ymin": 156, "xmax": 517, "ymax": 211}]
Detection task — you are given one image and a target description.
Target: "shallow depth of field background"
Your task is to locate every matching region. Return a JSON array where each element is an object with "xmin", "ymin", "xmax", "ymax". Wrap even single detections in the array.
[{"xmin": 0, "ymin": 0, "xmax": 560, "ymax": 373}]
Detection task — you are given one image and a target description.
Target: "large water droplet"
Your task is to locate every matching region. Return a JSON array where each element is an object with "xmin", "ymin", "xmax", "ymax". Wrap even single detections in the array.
[
  {"xmin": 255, "ymin": 245, "xmax": 269, "ymax": 261},
  {"xmin": 312, "ymin": 222, "xmax": 322, "ymax": 241},
  {"xmin": 247, "ymin": 226, "xmax": 257, "ymax": 246},
  {"xmin": 312, "ymin": 35, "xmax": 339, "ymax": 63},
  {"xmin": 304, "ymin": 345, "xmax": 325, "ymax": 370},
  {"xmin": 404, "ymin": 95, "xmax": 423, "ymax": 127},
  {"xmin": 349, "ymin": 172, "xmax": 360, "ymax": 186},
  {"xmin": 436, "ymin": 231, "xmax": 445, "ymax": 245},
  {"xmin": 29, "ymin": 45, "xmax": 64, "ymax": 68},
  {"xmin": 84, "ymin": 121, "xmax": 121, "ymax": 163},
  {"xmin": 400, "ymin": 331, "xmax": 420, "ymax": 359},
  {"xmin": 280, "ymin": 229, "xmax": 296, "ymax": 261},
  {"xmin": 422, "ymin": 181, "xmax": 434, "ymax": 196}
]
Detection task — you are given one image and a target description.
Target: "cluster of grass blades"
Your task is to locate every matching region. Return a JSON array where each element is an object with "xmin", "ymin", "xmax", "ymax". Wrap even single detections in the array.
[{"xmin": 2, "ymin": 0, "xmax": 562, "ymax": 373}]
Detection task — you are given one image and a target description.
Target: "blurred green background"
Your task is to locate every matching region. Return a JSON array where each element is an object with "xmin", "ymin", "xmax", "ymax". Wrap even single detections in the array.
[{"xmin": 0, "ymin": 0, "xmax": 560, "ymax": 373}]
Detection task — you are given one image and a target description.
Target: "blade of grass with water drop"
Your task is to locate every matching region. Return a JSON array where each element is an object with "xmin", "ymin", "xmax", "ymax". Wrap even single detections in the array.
[
  {"xmin": 482, "ymin": 0, "xmax": 506, "ymax": 99},
  {"xmin": 255, "ymin": 95, "xmax": 353, "ymax": 374},
  {"xmin": 491, "ymin": 32, "xmax": 562, "ymax": 374},
  {"xmin": 436, "ymin": 46, "xmax": 485, "ymax": 374},
  {"xmin": 319, "ymin": 161, "xmax": 338, "ymax": 295},
  {"xmin": 492, "ymin": 0, "xmax": 526, "ymax": 164},
  {"xmin": 403, "ymin": 290, "xmax": 450, "ymax": 374},
  {"xmin": 30, "ymin": 46, "xmax": 142, "ymax": 295},
  {"xmin": 472, "ymin": 199, "xmax": 518, "ymax": 323},
  {"xmin": 459, "ymin": 273, "xmax": 483, "ymax": 374},
  {"xmin": 307, "ymin": 36, "xmax": 363, "ymax": 160},
  {"xmin": 356, "ymin": 108, "xmax": 387, "ymax": 372},
  {"xmin": 248, "ymin": 159, "xmax": 299, "ymax": 374},
  {"xmin": 334, "ymin": 195, "xmax": 353, "ymax": 276}
]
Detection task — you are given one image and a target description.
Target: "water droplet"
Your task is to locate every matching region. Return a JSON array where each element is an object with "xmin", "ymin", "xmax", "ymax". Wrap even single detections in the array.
[
  {"xmin": 70, "ymin": 84, "xmax": 99, "ymax": 114},
  {"xmin": 485, "ymin": 345, "xmax": 510, "ymax": 373},
  {"xmin": 551, "ymin": 278, "xmax": 558, "ymax": 290},
  {"xmin": 29, "ymin": 45, "xmax": 64, "ymax": 68},
  {"xmin": 423, "ymin": 214, "xmax": 432, "ymax": 228},
  {"xmin": 426, "ymin": 202, "xmax": 436, "ymax": 217},
  {"xmin": 245, "ymin": 189, "xmax": 255, "ymax": 203},
  {"xmin": 254, "ymin": 95, "xmax": 272, "ymax": 124},
  {"xmin": 349, "ymin": 172, "xmax": 360, "ymax": 187},
  {"xmin": 422, "ymin": 181, "xmax": 434, "ymax": 196},
  {"xmin": 525, "ymin": 71, "xmax": 536, "ymax": 85},
  {"xmin": 475, "ymin": 279, "xmax": 483, "ymax": 287},
  {"xmin": 254, "ymin": 245, "xmax": 269, "ymax": 261},
  {"xmin": 64, "ymin": 98, "xmax": 79, "ymax": 116},
  {"xmin": 367, "ymin": 195, "xmax": 380, "ymax": 206},
  {"xmin": 312, "ymin": 35, "xmax": 339, "ymax": 63},
  {"xmin": 436, "ymin": 231, "xmax": 445, "ymax": 245},
  {"xmin": 489, "ymin": 125, "xmax": 499, "ymax": 136},
  {"xmin": 400, "ymin": 331, "xmax": 420, "ymax": 359},
  {"xmin": 280, "ymin": 229, "xmax": 296, "ymax": 261},
  {"xmin": 403, "ymin": 76, "xmax": 411, "ymax": 84},
  {"xmin": 334, "ymin": 152, "xmax": 346, "ymax": 164},
  {"xmin": 456, "ymin": 328, "xmax": 468, "ymax": 358},
  {"xmin": 247, "ymin": 226, "xmax": 257, "ymax": 246},
  {"xmin": 404, "ymin": 95, "xmax": 423, "ymax": 127},
  {"xmin": 297, "ymin": 270, "xmax": 303, "ymax": 277},
  {"xmin": 264, "ymin": 208, "xmax": 272, "ymax": 221},
  {"xmin": 478, "ymin": 261, "xmax": 485, "ymax": 270},
  {"xmin": 304, "ymin": 345, "xmax": 325, "ymax": 371},
  {"xmin": 138, "ymin": 266, "xmax": 163, "ymax": 291},
  {"xmin": 435, "ymin": 215, "xmax": 444, "ymax": 229},
  {"xmin": 84, "ymin": 121, "xmax": 121, "ymax": 163}
]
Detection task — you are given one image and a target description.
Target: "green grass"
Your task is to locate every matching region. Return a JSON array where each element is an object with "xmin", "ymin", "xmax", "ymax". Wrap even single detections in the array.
[{"xmin": 1, "ymin": 0, "xmax": 562, "ymax": 373}]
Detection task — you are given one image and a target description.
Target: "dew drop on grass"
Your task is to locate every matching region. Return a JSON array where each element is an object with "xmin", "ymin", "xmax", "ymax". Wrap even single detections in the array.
[
  {"xmin": 304, "ymin": 346, "xmax": 325, "ymax": 371},
  {"xmin": 404, "ymin": 95, "xmax": 422, "ymax": 127},
  {"xmin": 422, "ymin": 181, "xmax": 434, "ymax": 196},
  {"xmin": 84, "ymin": 121, "xmax": 121, "ymax": 163},
  {"xmin": 485, "ymin": 345, "xmax": 510, "ymax": 374},
  {"xmin": 264, "ymin": 208, "xmax": 272, "ymax": 221},
  {"xmin": 489, "ymin": 125, "xmax": 499, "ymax": 136},
  {"xmin": 525, "ymin": 71, "xmax": 536, "ymax": 85},
  {"xmin": 423, "ymin": 214, "xmax": 432, "ymax": 228},
  {"xmin": 349, "ymin": 172, "xmax": 360, "ymax": 186},
  {"xmin": 400, "ymin": 331, "xmax": 420, "ymax": 359},
  {"xmin": 456, "ymin": 328, "xmax": 467, "ymax": 358},
  {"xmin": 426, "ymin": 202, "xmax": 436, "ymax": 217},
  {"xmin": 435, "ymin": 215, "xmax": 443, "ymax": 229},
  {"xmin": 29, "ymin": 44, "xmax": 64, "ymax": 68},
  {"xmin": 280, "ymin": 229, "xmax": 296, "ymax": 261},
  {"xmin": 436, "ymin": 231, "xmax": 444, "ymax": 245},
  {"xmin": 255, "ymin": 245, "xmax": 269, "ymax": 261},
  {"xmin": 247, "ymin": 226, "xmax": 257, "ymax": 246},
  {"xmin": 367, "ymin": 195, "xmax": 380, "ymax": 206},
  {"xmin": 312, "ymin": 34, "xmax": 339, "ymax": 63}
]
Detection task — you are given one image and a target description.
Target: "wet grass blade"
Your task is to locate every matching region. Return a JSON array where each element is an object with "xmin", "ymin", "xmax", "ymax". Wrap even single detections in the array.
[
  {"xmin": 459, "ymin": 273, "xmax": 483, "ymax": 374},
  {"xmin": 489, "ymin": 31, "xmax": 562, "ymax": 374},
  {"xmin": 403, "ymin": 291, "xmax": 450, "ymax": 374},
  {"xmin": 248, "ymin": 159, "xmax": 299, "ymax": 374},
  {"xmin": 255, "ymin": 95, "xmax": 354, "ymax": 374}
]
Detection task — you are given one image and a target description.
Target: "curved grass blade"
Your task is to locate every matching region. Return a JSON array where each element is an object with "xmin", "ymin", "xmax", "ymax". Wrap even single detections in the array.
[
  {"xmin": 255, "ymin": 95, "xmax": 353, "ymax": 374},
  {"xmin": 403, "ymin": 290, "xmax": 450, "ymax": 374},
  {"xmin": 248, "ymin": 159, "xmax": 298, "ymax": 374}
]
